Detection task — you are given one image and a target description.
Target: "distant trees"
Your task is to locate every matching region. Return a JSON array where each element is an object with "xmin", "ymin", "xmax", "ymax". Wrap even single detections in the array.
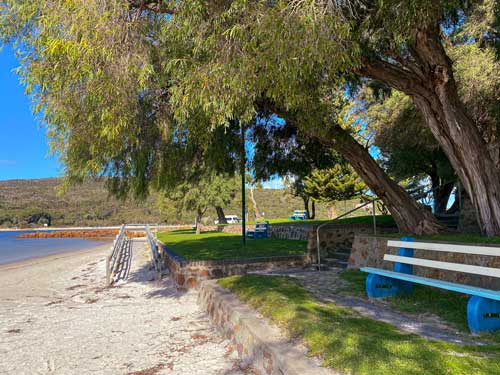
[{"xmin": 158, "ymin": 173, "xmax": 239, "ymax": 234}]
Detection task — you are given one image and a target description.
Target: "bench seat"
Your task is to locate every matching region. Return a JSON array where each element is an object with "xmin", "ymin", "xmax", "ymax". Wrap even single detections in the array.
[{"xmin": 361, "ymin": 267, "xmax": 500, "ymax": 302}]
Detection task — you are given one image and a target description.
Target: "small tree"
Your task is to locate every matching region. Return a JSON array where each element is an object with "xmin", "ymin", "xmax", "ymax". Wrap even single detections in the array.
[
  {"xmin": 159, "ymin": 173, "xmax": 239, "ymax": 234},
  {"xmin": 304, "ymin": 164, "xmax": 366, "ymax": 218}
]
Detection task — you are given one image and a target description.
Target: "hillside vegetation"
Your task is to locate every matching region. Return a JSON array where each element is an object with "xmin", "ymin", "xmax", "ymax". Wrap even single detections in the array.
[{"xmin": 0, "ymin": 178, "xmax": 367, "ymax": 227}]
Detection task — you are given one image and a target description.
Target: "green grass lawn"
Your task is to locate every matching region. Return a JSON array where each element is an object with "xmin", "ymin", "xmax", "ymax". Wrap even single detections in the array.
[
  {"xmin": 246, "ymin": 214, "xmax": 395, "ymax": 226},
  {"xmin": 157, "ymin": 230, "xmax": 307, "ymax": 261},
  {"xmin": 219, "ymin": 275, "xmax": 500, "ymax": 375}
]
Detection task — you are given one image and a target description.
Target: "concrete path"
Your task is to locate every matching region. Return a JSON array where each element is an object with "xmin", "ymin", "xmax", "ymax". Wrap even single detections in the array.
[{"xmin": 0, "ymin": 240, "xmax": 244, "ymax": 375}]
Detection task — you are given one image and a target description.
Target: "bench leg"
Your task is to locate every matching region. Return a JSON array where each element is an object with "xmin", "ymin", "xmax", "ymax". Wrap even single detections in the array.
[
  {"xmin": 366, "ymin": 273, "xmax": 413, "ymax": 298},
  {"xmin": 467, "ymin": 296, "xmax": 500, "ymax": 333}
]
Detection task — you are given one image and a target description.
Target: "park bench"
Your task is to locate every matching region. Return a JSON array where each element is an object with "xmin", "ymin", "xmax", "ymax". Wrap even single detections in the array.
[
  {"xmin": 361, "ymin": 238, "xmax": 500, "ymax": 333},
  {"xmin": 246, "ymin": 221, "xmax": 269, "ymax": 239},
  {"xmin": 288, "ymin": 210, "xmax": 307, "ymax": 220}
]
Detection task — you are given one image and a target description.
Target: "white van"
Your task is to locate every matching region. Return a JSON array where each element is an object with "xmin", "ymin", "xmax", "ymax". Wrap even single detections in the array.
[{"xmin": 215, "ymin": 215, "xmax": 240, "ymax": 224}]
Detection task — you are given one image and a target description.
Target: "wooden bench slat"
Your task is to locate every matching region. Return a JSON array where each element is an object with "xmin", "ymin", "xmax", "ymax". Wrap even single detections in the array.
[
  {"xmin": 384, "ymin": 254, "xmax": 500, "ymax": 278},
  {"xmin": 387, "ymin": 240, "xmax": 500, "ymax": 256},
  {"xmin": 361, "ymin": 267, "xmax": 500, "ymax": 301}
]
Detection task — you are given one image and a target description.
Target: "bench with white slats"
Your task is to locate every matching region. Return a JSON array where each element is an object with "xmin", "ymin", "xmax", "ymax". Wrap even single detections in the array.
[{"xmin": 360, "ymin": 238, "xmax": 500, "ymax": 333}]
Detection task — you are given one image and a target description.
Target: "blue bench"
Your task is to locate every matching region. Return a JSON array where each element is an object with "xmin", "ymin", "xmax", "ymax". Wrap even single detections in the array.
[
  {"xmin": 361, "ymin": 238, "xmax": 500, "ymax": 333},
  {"xmin": 247, "ymin": 221, "xmax": 269, "ymax": 239},
  {"xmin": 288, "ymin": 210, "xmax": 307, "ymax": 220}
]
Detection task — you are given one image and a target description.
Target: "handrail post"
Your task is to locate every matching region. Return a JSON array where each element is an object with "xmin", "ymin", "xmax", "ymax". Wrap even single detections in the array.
[{"xmin": 106, "ymin": 255, "xmax": 111, "ymax": 286}]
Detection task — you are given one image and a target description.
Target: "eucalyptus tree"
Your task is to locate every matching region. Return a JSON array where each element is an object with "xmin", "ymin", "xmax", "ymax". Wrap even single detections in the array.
[
  {"xmin": 0, "ymin": 0, "xmax": 444, "ymax": 234},
  {"xmin": 158, "ymin": 0, "xmax": 500, "ymax": 234}
]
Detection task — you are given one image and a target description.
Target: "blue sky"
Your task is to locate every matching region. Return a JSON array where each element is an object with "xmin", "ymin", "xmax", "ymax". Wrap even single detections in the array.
[
  {"xmin": 0, "ymin": 45, "xmax": 283, "ymax": 187},
  {"xmin": 0, "ymin": 46, "xmax": 61, "ymax": 181}
]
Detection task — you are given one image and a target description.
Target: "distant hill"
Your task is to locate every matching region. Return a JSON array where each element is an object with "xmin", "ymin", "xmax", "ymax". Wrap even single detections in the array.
[{"xmin": 0, "ymin": 178, "xmax": 363, "ymax": 228}]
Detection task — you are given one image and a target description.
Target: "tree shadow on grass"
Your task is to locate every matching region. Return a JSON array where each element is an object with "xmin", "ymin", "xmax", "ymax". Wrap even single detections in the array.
[
  {"xmin": 220, "ymin": 275, "xmax": 500, "ymax": 375},
  {"xmin": 158, "ymin": 231, "xmax": 307, "ymax": 261}
]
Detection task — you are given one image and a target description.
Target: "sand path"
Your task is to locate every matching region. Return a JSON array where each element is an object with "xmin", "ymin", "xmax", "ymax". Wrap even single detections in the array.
[{"xmin": 0, "ymin": 241, "xmax": 242, "ymax": 375}]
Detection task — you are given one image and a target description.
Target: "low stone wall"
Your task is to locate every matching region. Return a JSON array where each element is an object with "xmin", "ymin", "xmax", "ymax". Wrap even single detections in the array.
[
  {"xmin": 349, "ymin": 235, "xmax": 500, "ymax": 289},
  {"xmin": 160, "ymin": 243, "xmax": 310, "ymax": 289},
  {"xmin": 204, "ymin": 222, "xmax": 398, "ymax": 260},
  {"xmin": 309, "ymin": 224, "xmax": 398, "ymax": 259},
  {"xmin": 198, "ymin": 281, "xmax": 335, "ymax": 375}
]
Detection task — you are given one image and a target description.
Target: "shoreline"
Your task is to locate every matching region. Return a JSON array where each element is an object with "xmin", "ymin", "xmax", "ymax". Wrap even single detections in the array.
[
  {"xmin": 0, "ymin": 224, "xmax": 186, "ymax": 232},
  {"xmin": 0, "ymin": 238, "xmax": 240, "ymax": 374},
  {"xmin": 0, "ymin": 242, "xmax": 112, "ymax": 270}
]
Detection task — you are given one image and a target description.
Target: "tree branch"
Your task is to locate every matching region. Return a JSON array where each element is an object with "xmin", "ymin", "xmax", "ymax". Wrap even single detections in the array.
[{"xmin": 128, "ymin": 0, "xmax": 176, "ymax": 14}]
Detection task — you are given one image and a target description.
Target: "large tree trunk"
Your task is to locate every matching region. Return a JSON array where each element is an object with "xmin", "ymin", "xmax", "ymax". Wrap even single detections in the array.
[
  {"xmin": 256, "ymin": 100, "xmax": 443, "ymax": 234},
  {"xmin": 215, "ymin": 206, "xmax": 227, "ymax": 224},
  {"xmin": 359, "ymin": 25, "xmax": 500, "ymax": 236},
  {"xmin": 310, "ymin": 200, "xmax": 316, "ymax": 219},
  {"xmin": 324, "ymin": 126, "xmax": 443, "ymax": 234}
]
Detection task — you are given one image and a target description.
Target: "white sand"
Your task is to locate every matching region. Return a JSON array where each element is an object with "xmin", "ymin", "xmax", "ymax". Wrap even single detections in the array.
[{"xmin": 0, "ymin": 241, "xmax": 243, "ymax": 375}]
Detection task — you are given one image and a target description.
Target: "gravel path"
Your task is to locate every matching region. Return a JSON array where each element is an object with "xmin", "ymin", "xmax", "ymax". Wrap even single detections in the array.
[{"xmin": 0, "ymin": 241, "xmax": 243, "ymax": 375}]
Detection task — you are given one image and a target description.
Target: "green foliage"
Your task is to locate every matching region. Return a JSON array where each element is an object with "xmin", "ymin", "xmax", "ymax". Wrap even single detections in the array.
[
  {"xmin": 219, "ymin": 275, "xmax": 500, "ymax": 374},
  {"xmin": 156, "ymin": 230, "xmax": 306, "ymax": 261},
  {"xmin": 158, "ymin": 172, "xmax": 239, "ymax": 222},
  {"xmin": 304, "ymin": 164, "xmax": 366, "ymax": 203}
]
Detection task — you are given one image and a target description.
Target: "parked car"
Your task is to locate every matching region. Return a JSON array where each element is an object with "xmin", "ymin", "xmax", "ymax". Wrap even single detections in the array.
[{"xmin": 214, "ymin": 215, "xmax": 240, "ymax": 224}]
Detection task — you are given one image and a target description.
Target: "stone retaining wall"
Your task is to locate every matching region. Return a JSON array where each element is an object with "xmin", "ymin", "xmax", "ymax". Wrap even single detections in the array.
[
  {"xmin": 203, "ymin": 222, "xmax": 398, "ymax": 260},
  {"xmin": 348, "ymin": 235, "xmax": 500, "ymax": 289},
  {"xmin": 160, "ymin": 243, "xmax": 310, "ymax": 289},
  {"xmin": 198, "ymin": 280, "xmax": 335, "ymax": 375},
  {"xmin": 308, "ymin": 223, "xmax": 398, "ymax": 259}
]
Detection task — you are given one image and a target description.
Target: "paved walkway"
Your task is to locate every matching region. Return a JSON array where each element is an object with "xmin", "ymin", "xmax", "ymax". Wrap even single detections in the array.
[
  {"xmin": 252, "ymin": 268, "xmax": 484, "ymax": 345},
  {"xmin": 0, "ymin": 240, "xmax": 244, "ymax": 375}
]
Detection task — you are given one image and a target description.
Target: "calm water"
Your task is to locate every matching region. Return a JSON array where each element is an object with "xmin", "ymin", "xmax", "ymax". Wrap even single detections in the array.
[{"xmin": 0, "ymin": 231, "xmax": 110, "ymax": 265}]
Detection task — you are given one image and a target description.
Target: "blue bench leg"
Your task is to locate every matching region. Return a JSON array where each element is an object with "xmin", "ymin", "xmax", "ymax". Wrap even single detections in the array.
[
  {"xmin": 366, "ymin": 274, "xmax": 413, "ymax": 298},
  {"xmin": 467, "ymin": 296, "xmax": 500, "ymax": 333}
]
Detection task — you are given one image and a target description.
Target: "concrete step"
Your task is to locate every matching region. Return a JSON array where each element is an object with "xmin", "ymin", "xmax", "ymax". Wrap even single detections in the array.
[
  {"xmin": 326, "ymin": 252, "xmax": 350, "ymax": 262},
  {"xmin": 326, "ymin": 259, "xmax": 348, "ymax": 269}
]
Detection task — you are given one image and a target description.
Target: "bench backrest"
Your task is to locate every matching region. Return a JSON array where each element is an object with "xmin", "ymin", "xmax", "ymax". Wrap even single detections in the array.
[
  {"xmin": 386, "ymin": 239, "xmax": 500, "ymax": 279},
  {"xmin": 255, "ymin": 221, "xmax": 269, "ymax": 231}
]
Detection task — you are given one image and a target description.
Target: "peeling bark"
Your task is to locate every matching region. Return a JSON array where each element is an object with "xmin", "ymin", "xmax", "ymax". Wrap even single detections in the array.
[{"xmin": 359, "ymin": 25, "xmax": 500, "ymax": 235}]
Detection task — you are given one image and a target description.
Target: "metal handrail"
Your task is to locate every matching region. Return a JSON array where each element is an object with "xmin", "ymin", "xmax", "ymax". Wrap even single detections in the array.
[
  {"xmin": 106, "ymin": 224, "xmax": 126, "ymax": 285},
  {"xmin": 314, "ymin": 182, "xmax": 439, "ymax": 271},
  {"xmin": 315, "ymin": 198, "xmax": 378, "ymax": 271},
  {"xmin": 145, "ymin": 225, "xmax": 162, "ymax": 279}
]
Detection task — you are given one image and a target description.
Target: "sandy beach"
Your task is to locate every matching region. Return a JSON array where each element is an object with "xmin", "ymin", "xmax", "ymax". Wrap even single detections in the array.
[{"xmin": 0, "ymin": 241, "xmax": 242, "ymax": 375}]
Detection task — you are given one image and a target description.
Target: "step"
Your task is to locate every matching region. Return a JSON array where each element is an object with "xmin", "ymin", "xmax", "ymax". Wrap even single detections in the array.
[
  {"xmin": 326, "ymin": 252, "xmax": 350, "ymax": 262},
  {"xmin": 326, "ymin": 260, "xmax": 348, "ymax": 269}
]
